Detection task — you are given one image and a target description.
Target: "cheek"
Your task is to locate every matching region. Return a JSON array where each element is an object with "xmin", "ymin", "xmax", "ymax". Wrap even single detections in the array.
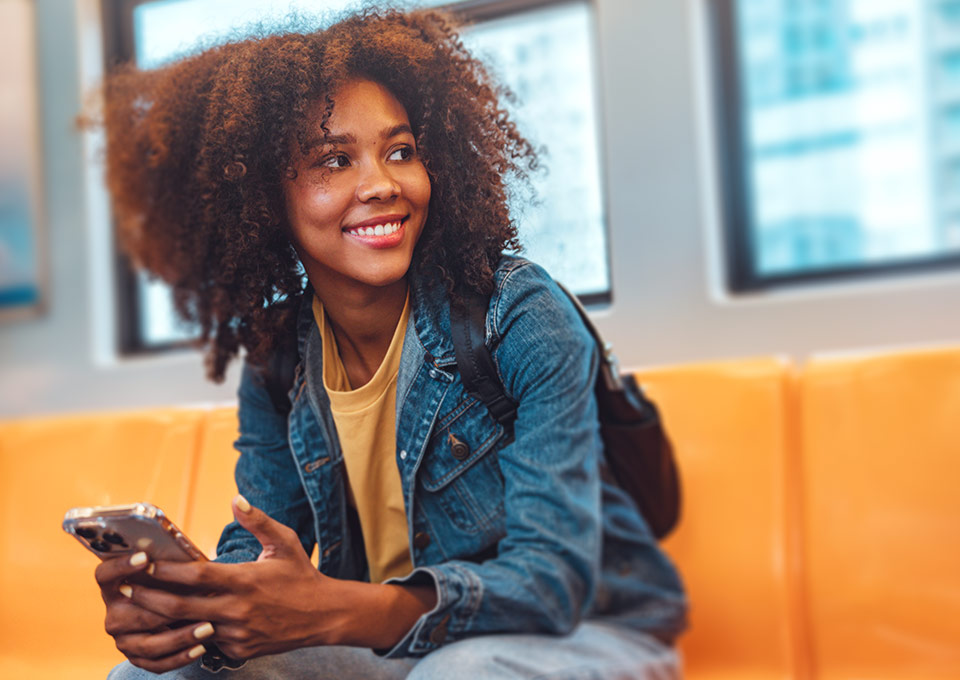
[
  {"xmin": 407, "ymin": 167, "xmax": 432, "ymax": 209},
  {"xmin": 285, "ymin": 179, "xmax": 346, "ymax": 231}
]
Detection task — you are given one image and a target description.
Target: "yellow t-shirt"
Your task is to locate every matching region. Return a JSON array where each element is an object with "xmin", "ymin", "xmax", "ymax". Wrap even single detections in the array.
[{"xmin": 313, "ymin": 294, "xmax": 414, "ymax": 584}]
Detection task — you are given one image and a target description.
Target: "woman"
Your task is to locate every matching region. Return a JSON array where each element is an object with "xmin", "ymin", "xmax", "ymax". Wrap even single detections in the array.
[{"xmin": 94, "ymin": 8, "xmax": 687, "ymax": 679}]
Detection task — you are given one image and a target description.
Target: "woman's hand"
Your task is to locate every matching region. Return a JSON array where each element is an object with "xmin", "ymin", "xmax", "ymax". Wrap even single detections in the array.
[
  {"xmin": 95, "ymin": 550, "xmax": 215, "ymax": 673},
  {"xmin": 109, "ymin": 496, "xmax": 334, "ymax": 664},
  {"xmin": 119, "ymin": 496, "xmax": 437, "ymax": 663}
]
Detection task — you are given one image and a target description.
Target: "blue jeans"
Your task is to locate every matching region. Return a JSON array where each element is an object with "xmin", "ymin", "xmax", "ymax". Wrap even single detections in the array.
[{"xmin": 107, "ymin": 621, "xmax": 680, "ymax": 679}]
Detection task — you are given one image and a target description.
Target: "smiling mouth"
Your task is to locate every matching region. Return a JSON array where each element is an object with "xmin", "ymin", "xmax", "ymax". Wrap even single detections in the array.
[
  {"xmin": 342, "ymin": 220, "xmax": 403, "ymax": 237},
  {"xmin": 342, "ymin": 216, "xmax": 409, "ymax": 249}
]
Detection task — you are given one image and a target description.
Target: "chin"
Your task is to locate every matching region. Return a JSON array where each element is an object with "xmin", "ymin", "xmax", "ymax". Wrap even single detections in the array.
[{"xmin": 355, "ymin": 266, "xmax": 412, "ymax": 290}]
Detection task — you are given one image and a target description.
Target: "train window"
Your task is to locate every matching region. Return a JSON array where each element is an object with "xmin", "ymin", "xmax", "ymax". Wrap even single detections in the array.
[
  {"xmin": 712, "ymin": 0, "xmax": 960, "ymax": 292},
  {"xmin": 103, "ymin": 0, "xmax": 608, "ymax": 353}
]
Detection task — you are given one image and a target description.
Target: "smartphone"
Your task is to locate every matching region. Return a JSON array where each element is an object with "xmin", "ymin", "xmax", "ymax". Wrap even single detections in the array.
[{"xmin": 62, "ymin": 502, "xmax": 208, "ymax": 562}]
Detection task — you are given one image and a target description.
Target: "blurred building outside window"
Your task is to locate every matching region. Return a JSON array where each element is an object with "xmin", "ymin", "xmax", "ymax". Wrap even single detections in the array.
[
  {"xmin": 117, "ymin": 0, "xmax": 608, "ymax": 350},
  {"xmin": 723, "ymin": 0, "xmax": 960, "ymax": 289}
]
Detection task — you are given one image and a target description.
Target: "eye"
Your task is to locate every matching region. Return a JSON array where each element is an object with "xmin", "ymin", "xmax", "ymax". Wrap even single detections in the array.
[
  {"xmin": 319, "ymin": 153, "xmax": 350, "ymax": 169},
  {"xmin": 387, "ymin": 145, "xmax": 415, "ymax": 162}
]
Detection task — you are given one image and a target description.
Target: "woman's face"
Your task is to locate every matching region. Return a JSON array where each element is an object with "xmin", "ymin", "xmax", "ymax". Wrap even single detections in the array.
[{"xmin": 283, "ymin": 79, "xmax": 431, "ymax": 298}]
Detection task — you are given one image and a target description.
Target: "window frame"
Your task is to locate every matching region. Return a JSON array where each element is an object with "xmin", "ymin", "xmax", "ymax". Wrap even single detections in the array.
[
  {"xmin": 101, "ymin": 0, "xmax": 610, "ymax": 355},
  {"xmin": 709, "ymin": 0, "xmax": 960, "ymax": 293}
]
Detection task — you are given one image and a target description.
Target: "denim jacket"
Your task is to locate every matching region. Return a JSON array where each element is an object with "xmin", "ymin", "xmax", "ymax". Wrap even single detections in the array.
[{"xmin": 215, "ymin": 256, "xmax": 687, "ymax": 658}]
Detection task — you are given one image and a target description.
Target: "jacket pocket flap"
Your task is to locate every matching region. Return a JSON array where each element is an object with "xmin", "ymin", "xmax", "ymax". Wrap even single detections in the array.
[{"xmin": 420, "ymin": 400, "xmax": 504, "ymax": 492}]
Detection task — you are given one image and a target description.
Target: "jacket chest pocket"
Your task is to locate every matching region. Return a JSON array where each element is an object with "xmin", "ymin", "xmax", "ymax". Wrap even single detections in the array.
[{"xmin": 417, "ymin": 396, "xmax": 507, "ymax": 534}]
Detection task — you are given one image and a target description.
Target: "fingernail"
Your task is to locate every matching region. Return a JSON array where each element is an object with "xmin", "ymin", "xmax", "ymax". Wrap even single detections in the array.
[
  {"xmin": 146, "ymin": 563, "xmax": 156, "ymax": 576},
  {"xmin": 119, "ymin": 584, "xmax": 133, "ymax": 599},
  {"xmin": 235, "ymin": 494, "xmax": 251, "ymax": 513},
  {"xmin": 194, "ymin": 622, "xmax": 215, "ymax": 640},
  {"xmin": 129, "ymin": 552, "xmax": 148, "ymax": 567},
  {"xmin": 188, "ymin": 644, "xmax": 206, "ymax": 659}
]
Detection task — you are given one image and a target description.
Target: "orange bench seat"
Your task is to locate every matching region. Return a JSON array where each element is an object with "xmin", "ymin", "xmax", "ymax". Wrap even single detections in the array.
[{"xmin": 2, "ymin": 349, "xmax": 959, "ymax": 679}]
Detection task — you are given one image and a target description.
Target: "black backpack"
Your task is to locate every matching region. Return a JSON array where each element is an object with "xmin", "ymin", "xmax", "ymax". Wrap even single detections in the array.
[{"xmin": 449, "ymin": 283, "xmax": 681, "ymax": 540}]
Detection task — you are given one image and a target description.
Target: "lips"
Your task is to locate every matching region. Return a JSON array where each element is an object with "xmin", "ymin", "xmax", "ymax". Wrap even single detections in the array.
[{"xmin": 342, "ymin": 215, "xmax": 407, "ymax": 248}]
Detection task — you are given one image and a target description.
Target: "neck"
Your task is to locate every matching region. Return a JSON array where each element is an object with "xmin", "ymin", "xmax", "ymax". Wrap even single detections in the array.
[{"xmin": 313, "ymin": 278, "xmax": 408, "ymax": 388}]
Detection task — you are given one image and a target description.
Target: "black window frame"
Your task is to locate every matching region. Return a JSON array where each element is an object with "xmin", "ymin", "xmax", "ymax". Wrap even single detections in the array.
[
  {"xmin": 101, "ymin": 0, "xmax": 610, "ymax": 355},
  {"xmin": 710, "ymin": 0, "xmax": 960, "ymax": 293}
]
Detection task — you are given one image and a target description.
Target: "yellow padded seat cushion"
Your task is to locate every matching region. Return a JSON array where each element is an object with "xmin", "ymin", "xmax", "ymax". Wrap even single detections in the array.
[
  {"xmin": 800, "ymin": 347, "xmax": 960, "ymax": 680},
  {"xmin": 637, "ymin": 358, "xmax": 803, "ymax": 680},
  {"xmin": 0, "ymin": 408, "xmax": 205, "ymax": 679}
]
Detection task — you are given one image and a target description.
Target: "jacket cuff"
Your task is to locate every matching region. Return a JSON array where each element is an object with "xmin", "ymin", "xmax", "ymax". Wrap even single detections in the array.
[
  {"xmin": 376, "ymin": 563, "xmax": 483, "ymax": 658},
  {"xmin": 212, "ymin": 548, "xmax": 258, "ymax": 564}
]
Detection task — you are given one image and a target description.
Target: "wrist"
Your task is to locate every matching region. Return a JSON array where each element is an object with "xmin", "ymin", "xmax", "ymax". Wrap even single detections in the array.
[{"xmin": 328, "ymin": 580, "xmax": 436, "ymax": 649}]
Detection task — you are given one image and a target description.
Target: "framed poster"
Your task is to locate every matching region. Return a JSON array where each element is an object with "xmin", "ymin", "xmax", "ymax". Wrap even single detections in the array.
[{"xmin": 0, "ymin": 0, "xmax": 45, "ymax": 320}]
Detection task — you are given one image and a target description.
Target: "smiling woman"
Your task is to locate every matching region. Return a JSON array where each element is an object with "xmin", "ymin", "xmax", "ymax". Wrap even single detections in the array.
[
  {"xmin": 92, "ymin": 7, "xmax": 686, "ymax": 680},
  {"xmin": 102, "ymin": 8, "xmax": 531, "ymax": 380}
]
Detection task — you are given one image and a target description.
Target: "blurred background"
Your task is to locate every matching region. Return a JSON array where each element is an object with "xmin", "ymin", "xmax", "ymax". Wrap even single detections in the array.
[{"xmin": 1, "ymin": 0, "xmax": 959, "ymax": 417}]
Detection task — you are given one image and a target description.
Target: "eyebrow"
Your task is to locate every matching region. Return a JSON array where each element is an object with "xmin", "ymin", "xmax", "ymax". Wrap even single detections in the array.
[{"xmin": 307, "ymin": 124, "xmax": 415, "ymax": 150}]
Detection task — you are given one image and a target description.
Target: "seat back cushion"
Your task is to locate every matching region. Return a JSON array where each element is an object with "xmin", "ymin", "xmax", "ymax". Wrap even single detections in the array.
[
  {"xmin": 801, "ymin": 347, "xmax": 960, "ymax": 680},
  {"xmin": 638, "ymin": 358, "xmax": 801, "ymax": 680},
  {"xmin": 0, "ymin": 408, "xmax": 203, "ymax": 678},
  {"xmin": 183, "ymin": 407, "xmax": 241, "ymax": 559}
]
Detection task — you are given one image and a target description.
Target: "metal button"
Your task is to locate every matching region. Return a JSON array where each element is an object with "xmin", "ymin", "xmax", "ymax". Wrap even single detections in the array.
[
  {"xmin": 429, "ymin": 369, "xmax": 440, "ymax": 379},
  {"xmin": 428, "ymin": 614, "xmax": 450, "ymax": 644},
  {"xmin": 413, "ymin": 531, "xmax": 431, "ymax": 550},
  {"xmin": 448, "ymin": 433, "xmax": 470, "ymax": 461},
  {"xmin": 399, "ymin": 449, "xmax": 408, "ymax": 461},
  {"xmin": 303, "ymin": 456, "xmax": 329, "ymax": 473}
]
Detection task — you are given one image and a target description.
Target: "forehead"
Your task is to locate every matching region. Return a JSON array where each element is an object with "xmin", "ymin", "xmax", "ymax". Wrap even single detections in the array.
[{"xmin": 307, "ymin": 79, "xmax": 411, "ymax": 136}]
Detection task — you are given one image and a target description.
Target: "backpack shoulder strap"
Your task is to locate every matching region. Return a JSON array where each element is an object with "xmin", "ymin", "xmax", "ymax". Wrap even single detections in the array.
[{"xmin": 449, "ymin": 291, "xmax": 518, "ymax": 430}]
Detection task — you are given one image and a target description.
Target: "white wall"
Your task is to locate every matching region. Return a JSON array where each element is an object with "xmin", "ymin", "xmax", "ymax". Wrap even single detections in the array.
[{"xmin": 1, "ymin": 0, "xmax": 958, "ymax": 418}]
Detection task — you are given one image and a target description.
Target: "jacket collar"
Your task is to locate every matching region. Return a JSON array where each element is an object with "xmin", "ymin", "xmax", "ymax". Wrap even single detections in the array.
[{"xmin": 409, "ymin": 269, "xmax": 458, "ymax": 368}]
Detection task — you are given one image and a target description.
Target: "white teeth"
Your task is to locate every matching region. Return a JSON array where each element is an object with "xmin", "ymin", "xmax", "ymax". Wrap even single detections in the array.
[{"xmin": 347, "ymin": 221, "xmax": 402, "ymax": 236}]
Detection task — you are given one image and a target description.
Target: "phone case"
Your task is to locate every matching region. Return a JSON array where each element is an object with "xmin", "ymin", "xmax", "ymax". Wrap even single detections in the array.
[{"xmin": 63, "ymin": 502, "xmax": 208, "ymax": 561}]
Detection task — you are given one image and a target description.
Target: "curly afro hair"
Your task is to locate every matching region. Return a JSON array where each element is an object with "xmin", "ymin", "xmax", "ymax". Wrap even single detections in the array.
[{"xmin": 101, "ymin": 7, "xmax": 537, "ymax": 381}]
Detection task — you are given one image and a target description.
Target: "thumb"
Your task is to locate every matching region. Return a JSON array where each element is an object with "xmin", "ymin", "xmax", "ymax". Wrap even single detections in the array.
[{"xmin": 232, "ymin": 494, "xmax": 301, "ymax": 561}]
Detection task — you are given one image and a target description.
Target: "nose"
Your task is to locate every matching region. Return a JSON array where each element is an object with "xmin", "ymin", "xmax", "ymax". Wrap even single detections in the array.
[{"xmin": 356, "ymin": 162, "xmax": 400, "ymax": 202}]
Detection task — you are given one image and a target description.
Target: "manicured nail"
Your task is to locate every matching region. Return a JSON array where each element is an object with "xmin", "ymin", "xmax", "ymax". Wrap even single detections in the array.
[
  {"xmin": 129, "ymin": 552, "xmax": 148, "ymax": 567},
  {"xmin": 194, "ymin": 622, "xmax": 215, "ymax": 640},
  {"xmin": 119, "ymin": 584, "xmax": 133, "ymax": 599},
  {"xmin": 188, "ymin": 644, "xmax": 206, "ymax": 659},
  {"xmin": 235, "ymin": 494, "xmax": 251, "ymax": 513},
  {"xmin": 146, "ymin": 563, "xmax": 156, "ymax": 576}
]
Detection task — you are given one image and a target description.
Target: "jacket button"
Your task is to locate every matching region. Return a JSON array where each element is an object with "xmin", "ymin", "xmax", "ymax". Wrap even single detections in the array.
[
  {"xmin": 428, "ymin": 614, "xmax": 450, "ymax": 644},
  {"xmin": 448, "ymin": 433, "xmax": 470, "ymax": 461},
  {"xmin": 413, "ymin": 531, "xmax": 431, "ymax": 550}
]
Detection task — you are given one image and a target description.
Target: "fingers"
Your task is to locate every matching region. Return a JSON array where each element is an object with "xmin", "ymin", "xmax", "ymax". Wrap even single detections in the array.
[
  {"xmin": 231, "ymin": 494, "xmax": 302, "ymax": 560},
  {"xmin": 96, "ymin": 551, "xmax": 153, "ymax": 589},
  {"xmin": 117, "ymin": 621, "xmax": 215, "ymax": 674},
  {"xmin": 148, "ymin": 559, "xmax": 236, "ymax": 592},
  {"xmin": 203, "ymin": 623, "xmax": 258, "ymax": 661},
  {"xmin": 122, "ymin": 582, "xmax": 229, "ymax": 622},
  {"xmin": 105, "ymin": 597, "xmax": 177, "ymax": 636}
]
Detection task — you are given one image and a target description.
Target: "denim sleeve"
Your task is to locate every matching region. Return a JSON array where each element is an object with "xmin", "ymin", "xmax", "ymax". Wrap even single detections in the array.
[
  {"xmin": 381, "ymin": 262, "xmax": 602, "ymax": 657},
  {"xmin": 214, "ymin": 359, "xmax": 316, "ymax": 564}
]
